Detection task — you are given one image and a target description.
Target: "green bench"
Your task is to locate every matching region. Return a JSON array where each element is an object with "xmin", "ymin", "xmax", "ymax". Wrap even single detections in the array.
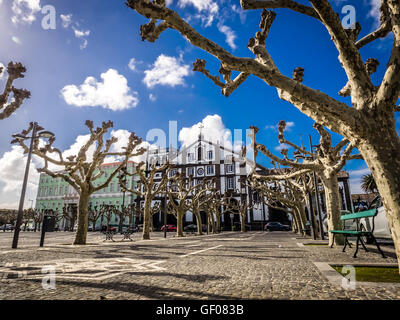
[{"xmin": 329, "ymin": 209, "xmax": 385, "ymax": 258}]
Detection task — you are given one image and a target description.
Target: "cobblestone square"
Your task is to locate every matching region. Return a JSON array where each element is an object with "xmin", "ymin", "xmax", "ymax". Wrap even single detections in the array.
[{"xmin": 0, "ymin": 231, "xmax": 399, "ymax": 300}]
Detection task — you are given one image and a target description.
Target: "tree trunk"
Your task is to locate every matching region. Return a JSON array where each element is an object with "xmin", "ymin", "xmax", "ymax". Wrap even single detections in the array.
[
  {"xmin": 118, "ymin": 214, "xmax": 124, "ymax": 233},
  {"xmin": 321, "ymin": 173, "xmax": 344, "ymax": 246},
  {"xmin": 296, "ymin": 205, "xmax": 308, "ymax": 232},
  {"xmin": 193, "ymin": 209, "xmax": 203, "ymax": 235},
  {"xmin": 358, "ymin": 130, "xmax": 400, "ymax": 274},
  {"xmin": 176, "ymin": 210, "xmax": 184, "ymax": 237},
  {"xmin": 73, "ymin": 192, "xmax": 90, "ymax": 245},
  {"xmin": 142, "ymin": 198, "xmax": 152, "ymax": 240},
  {"xmin": 240, "ymin": 212, "xmax": 246, "ymax": 232},
  {"xmin": 209, "ymin": 213, "xmax": 216, "ymax": 234},
  {"xmin": 291, "ymin": 214, "xmax": 298, "ymax": 233},
  {"xmin": 215, "ymin": 214, "xmax": 221, "ymax": 233},
  {"xmin": 305, "ymin": 196, "xmax": 320, "ymax": 238}
]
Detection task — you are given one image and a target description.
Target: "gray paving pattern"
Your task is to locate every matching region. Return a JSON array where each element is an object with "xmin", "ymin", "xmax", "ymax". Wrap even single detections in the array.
[{"xmin": 0, "ymin": 231, "xmax": 399, "ymax": 300}]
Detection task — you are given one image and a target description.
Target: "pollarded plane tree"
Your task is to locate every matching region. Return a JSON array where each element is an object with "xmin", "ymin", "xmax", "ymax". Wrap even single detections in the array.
[
  {"xmin": 119, "ymin": 161, "xmax": 169, "ymax": 240},
  {"xmin": 11, "ymin": 120, "xmax": 146, "ymax": 244},
  {"xmin": 99, "ymin": 204, "xmax": 114, "ymax": 229},
  {"xmin": 203, "ymin": 192, "xmax": 224, "ymax": 234},
  {"xmin": 88, "ymin": 205, "xmax": 104, "ymax": 231},
  {"xmin": 254, "ymin": 160, "xmax": 321, "ymax": 237},
  {"xmin": 127, "ymin": 0, "xmax": 400, "ymax": 269},
  {"xmin": 249, "ymin": 170, "xmax": 309, "ymax": 235},
  {"xmin": 0, "ymin": 62, "xmax": 30, "ymax": 120},
  {"xmin": 62, "ymin": 204, "xmax": 78, "ymax": 231},
  {"xmin": 127, "ymin": 200, "xmax": 161, "ymax": 232},
  {"xmin": 21, "ymin": 209, "xmax": 34, "ymax": 231},
  {"xmin": 249, "ymin": 122, "xmax": 361, "ymax": 245},
  {"xmin": 167, "ymin": 172, "xmax": 210, "ymax": 237},
  {"xmin": 223, "ymin": 188, "xmax": 256, "ymax": 233},
  {"xmin": 32, "ymin": 209, "xmax": 44, "ymax": 232},
  {"xmin": 188, "ymin": 177, "xmax": 217, "ymax": 235}
]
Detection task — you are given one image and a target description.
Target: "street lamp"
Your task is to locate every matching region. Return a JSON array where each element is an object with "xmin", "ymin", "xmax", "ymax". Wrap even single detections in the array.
[{"xmin": 11, "ymin": 122, "xmax": 55, "ymax": 249}]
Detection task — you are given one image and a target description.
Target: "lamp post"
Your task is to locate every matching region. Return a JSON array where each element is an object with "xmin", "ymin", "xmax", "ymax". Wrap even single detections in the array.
[{"xmin": 11, "ymin": 122, "xmax": 55, "ymax": 249}]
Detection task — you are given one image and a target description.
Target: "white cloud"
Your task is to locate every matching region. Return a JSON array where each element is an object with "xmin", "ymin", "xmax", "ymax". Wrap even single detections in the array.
[
  {"xmin": 149, "ymin": 93, "xmax": 157, "ymax": 102},
  {"xmin": 178, "ymin": 114, "xmax": 242, "ymax": 152},
  {"xmin": 0, "ymin": 146, "xmax": 41, "ymax": 209},
  {"xmin": 128, "ymin": 58, "xmax": 138, "ymax": 72},
  {"xmin": 61, "ymin": 69, "xmax": 139, "ymax": 111},
  {"xmin": 274, "ymin": 143, "xmax": 290, "ymax": 152},
  {"xmin": 232, "ymin": 4, "xmax": 246, "ymax": 23},
  {"xmin": 178, "ymin": 0, "xmax": 218, "ymax": 13},
  {"xmin": 73, "ymin": 28, "xmax": 90, "ymax": 38},
  {"xmin": 12, "ymin": 36, "xmax": 22, "ymax": 44},
  {"xmin": 11, "ymin": 0, "xmax": 41, "ymax": 25},
  {"xmin": 106, "ymin": 130, "xmax": 153, "ymax": 164},
  {"xmin": 72, "ymin": 27, "xmax": 90, "ymax": 49},
  {"xmin": 60, "ymin": 14, "xmax": 73, "ymax": 28},
  {"xmin": 265, "ymin": 121, "xmax": 295, "ymax": 131},
  {"xmin": 179, "ymin": 0, "xmax": 218, "ymax": 27},
  {"xmin": 367, "ymin": 0, "xmax": 380, "ymax": 27},
  {"xmin": 218, "ymin": 24, "xmax": 237, "ymax": 50},
  {"xmin": 143, "ymin": 54, "xmax": 190, "ymax": 88},
  {"xmin": 348, "ymin": 166, "xmax": 371, "ymax": 194},
  {"xmin": 61, "ymin": 135, "xmax": 95, "ymax": 165}
]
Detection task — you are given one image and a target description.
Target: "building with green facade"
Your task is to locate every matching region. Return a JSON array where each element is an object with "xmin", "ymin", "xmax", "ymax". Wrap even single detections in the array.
[{"xmin": 35, "ymin": 161, "xmax": 138, "ymax": 230}]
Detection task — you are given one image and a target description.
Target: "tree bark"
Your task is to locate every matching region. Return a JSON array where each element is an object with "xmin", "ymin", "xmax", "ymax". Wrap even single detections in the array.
[
  {"xmin": 142, "ymin": 198, "xmax": 152, "ymax": 240},
  {"xmin": 209, "ymin": 213, "xmax": 216, "ymax": 234},
  {"xmin": 305, "ymin": 197, "xmax": 320, "ymax": 238},
  {"xmin": 296, "ymin": 205, "xmax": 308, "ymax": 232},
  {"xmin": 320, "ymin": 173, "xmax": 344, "ymax": 246},
  {"xmin": 194, "ymin": 210, "xmax": 203, "ymax": 235},
  {"xmin": 357, "ymin": 128, "xmax": 400, "ymax": 273},
  {"xmin": 73, "ymin": 193, "xmax": 90, "ymax": 245},
  {"xmin": 292, "ymin": 214, "xmax": 299, "ymax": 233},
  {"xmin": 176, "ymin": 210, "xmax": 185, "ymax": 237},
  {"xmin": 215, "ymin": 214, "xmax": 221, "ymax": 233},
  {"xmin": 240, "ymin": 212, "xmax": 246, "ymax": 232}
]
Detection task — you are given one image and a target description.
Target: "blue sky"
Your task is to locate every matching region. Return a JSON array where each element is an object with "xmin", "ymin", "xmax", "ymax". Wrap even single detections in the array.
[{"xmin": 0, "ymin": 0, "xmax": 398, "ymax": 207}]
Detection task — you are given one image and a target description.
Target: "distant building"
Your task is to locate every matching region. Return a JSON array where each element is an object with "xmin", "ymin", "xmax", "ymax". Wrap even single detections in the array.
[
  {"xmin": 135, "ymin": 133, "xmax": 270, "ymax": 230},
  {"xmin": 35, "ymin": 161, "xmax": 138, "ymax": 230}
]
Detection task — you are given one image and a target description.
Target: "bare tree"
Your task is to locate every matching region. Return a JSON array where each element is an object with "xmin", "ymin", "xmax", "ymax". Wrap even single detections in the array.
[
  {"xmin": 62, "ymin": 205, "xmax": 78, "ymax": 231},
  {"xmin": 223, "ymin": 191, "xmax": 255, "ymax": 233},
  {"xmin": 12, "ymin": 120, "xmax": 146, "ymax": 244},
  {"xmin": 127, "ymin": 0, "xmax": 400, "ymax": 270},
  {"xmin": 198, "ymin": 191, "xmax": 224, "ymax": 234},
  {"xmin": 0, "ymin": 210, "xmax": 17, "ymax": 231},
  {"xmin": 99, "ymin": 204, "xmax": 114, "ymax": 230},
  {"xmin": 88, "ymin": 205, "xmax": 103, "ymax": 231},
  {"xmin": 32, "ymin": 209, "xmax": 44, "ymax": 232},
  {"xmin": 21, "ymin": 208, "xmax": 34, "ymax": 231},
  {"xmin": 0, "ymin": 62, "xmax": 30, "ymax": 120},
  {"xmin": 189, "ymin": 178, "xmax": 216, "ymax": 235},
  {"xmin": 120, "ymin": 161, "xmax": 169, "ymax": 239},
  {"xmin": 250, "ymin": 173, "xmax": 308, "ymax": 235},
  {"xmin": 168, "ymin": 172, "xmax": 210, "ymax": 237},
  {"xmin": 249, "ymin": 122, "xmax": 360, "ymax": 245}
]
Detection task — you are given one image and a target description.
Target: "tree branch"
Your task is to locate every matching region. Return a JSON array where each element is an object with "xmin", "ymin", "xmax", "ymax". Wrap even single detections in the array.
[{"xmin": 240, "ymin": 0, "xmax": 320, "ymax": 20}]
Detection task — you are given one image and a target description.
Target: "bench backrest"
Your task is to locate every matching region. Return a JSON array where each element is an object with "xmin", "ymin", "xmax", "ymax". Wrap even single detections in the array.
[{"xmin": 340, "ymin": 209, "xmax": 378, "ymax": 221}]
